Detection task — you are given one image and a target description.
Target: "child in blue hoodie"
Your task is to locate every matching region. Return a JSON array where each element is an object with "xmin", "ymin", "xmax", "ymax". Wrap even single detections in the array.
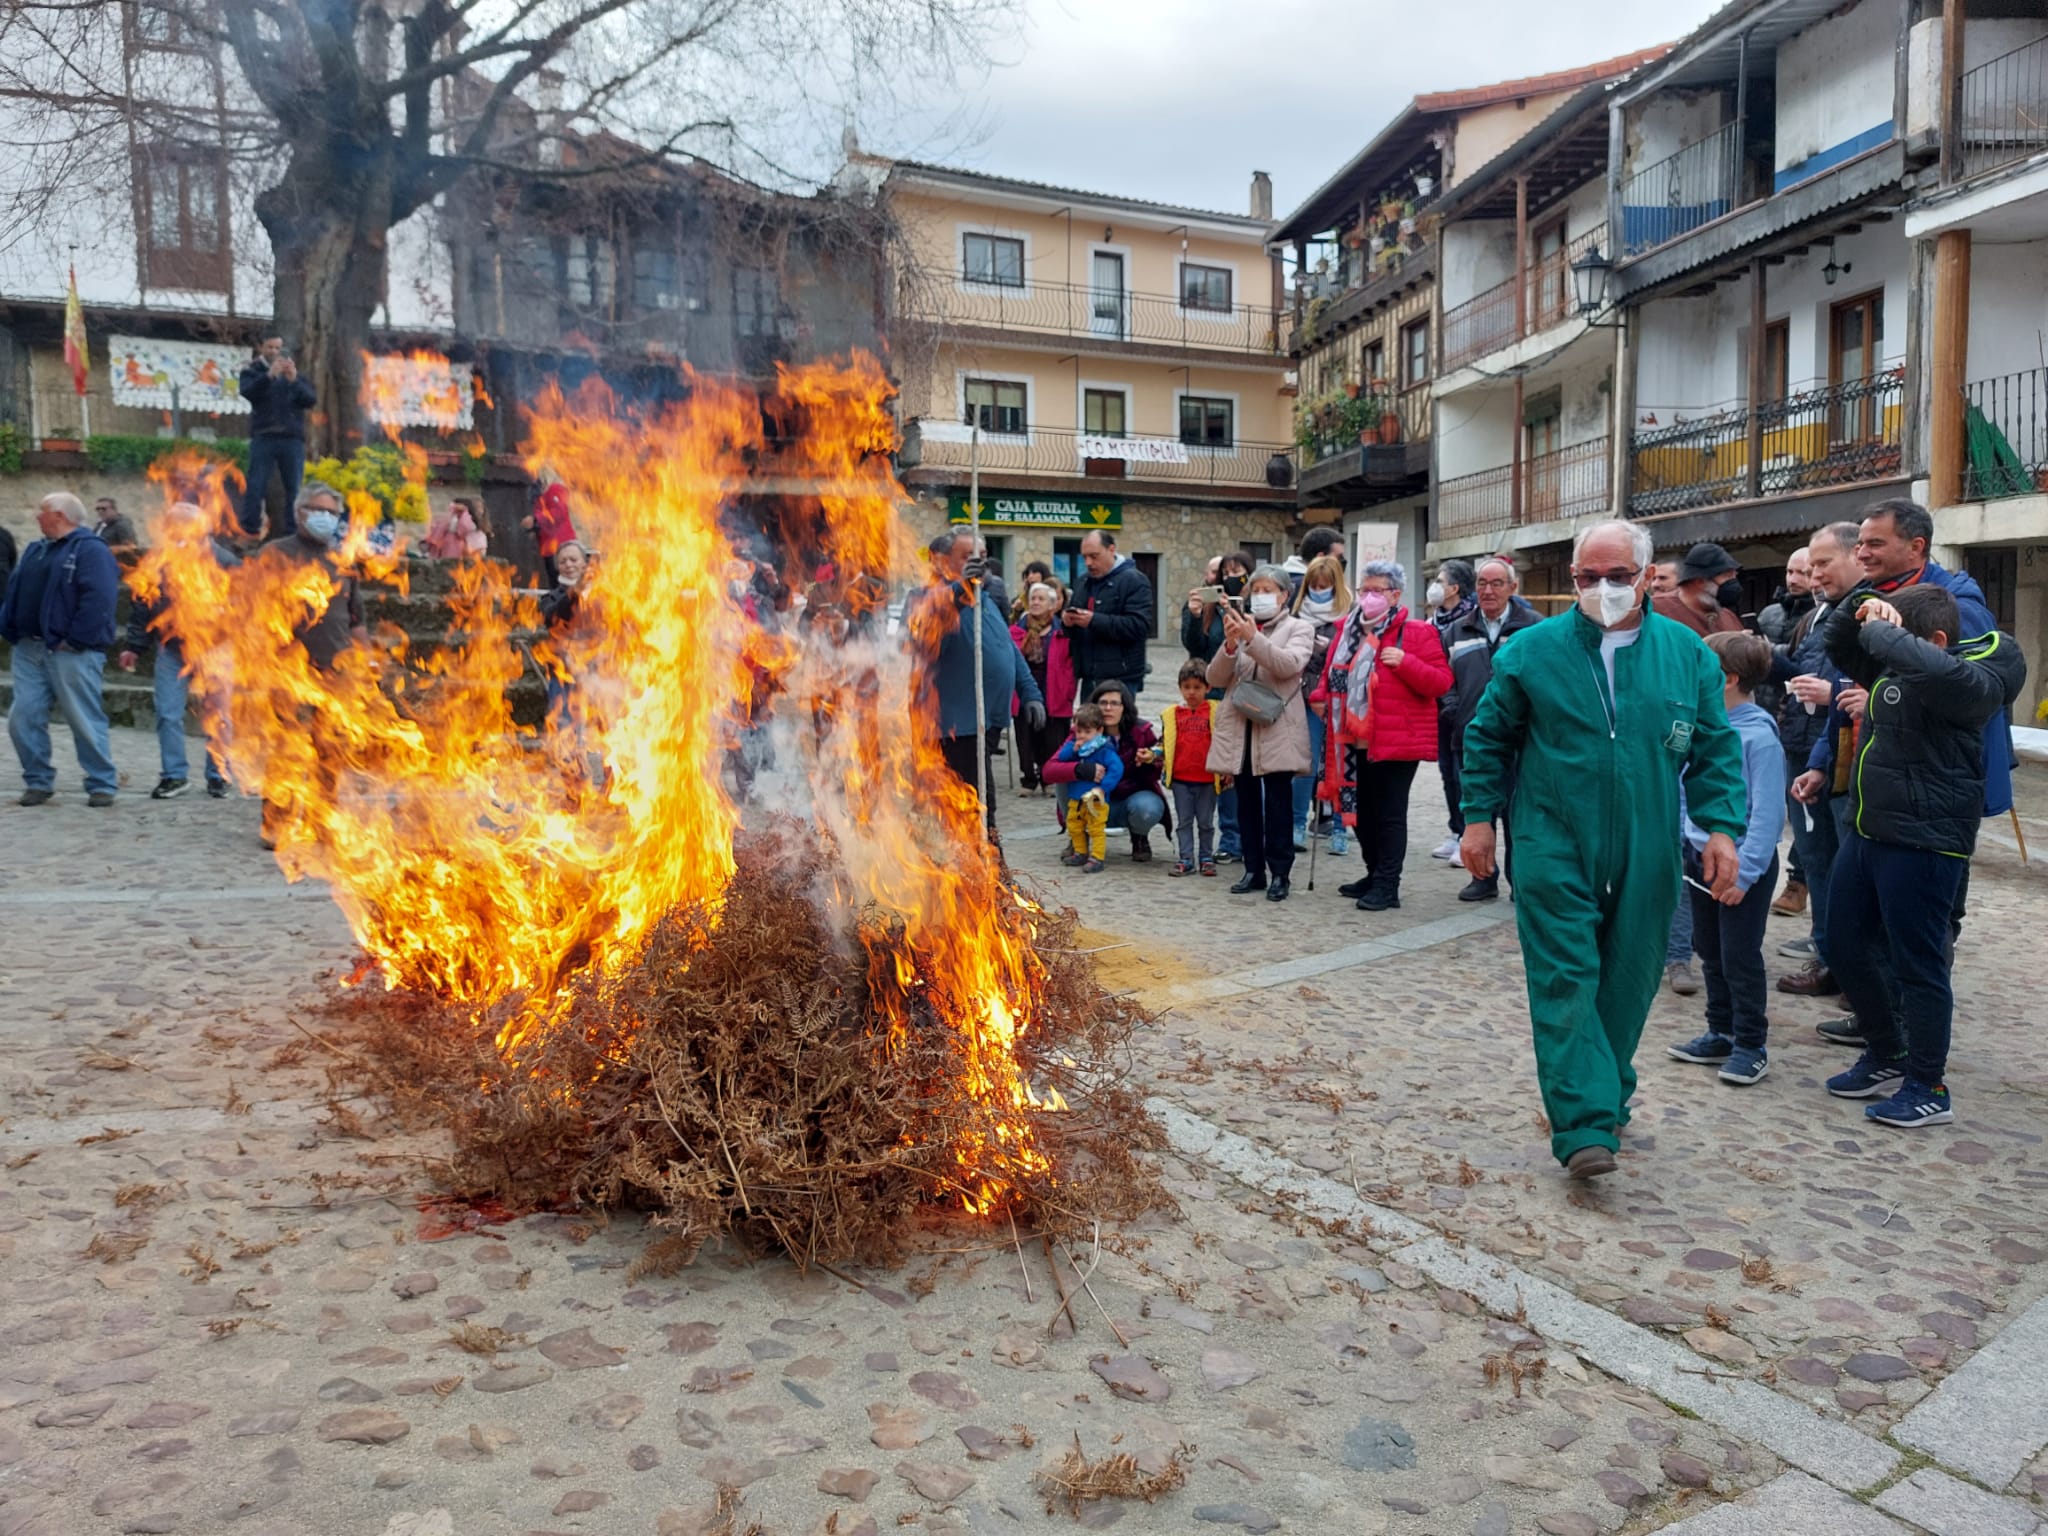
[
  {"xmin": 1668, "ymin": 631, "xmax": 1785, "ymax": 1086},
  {"xmin": 1052, "ymin": 702, "xmax": 1123, "ymax": 873}
]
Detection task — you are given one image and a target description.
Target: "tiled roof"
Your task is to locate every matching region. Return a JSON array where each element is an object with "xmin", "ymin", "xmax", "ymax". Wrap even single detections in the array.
[{"xmin": 1413, "ymin": 44, "xmax": 1671, "ymax": 112}]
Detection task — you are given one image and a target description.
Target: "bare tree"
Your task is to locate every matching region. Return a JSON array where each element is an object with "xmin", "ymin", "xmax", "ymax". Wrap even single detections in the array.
[{"xmin": 0, "ymin": 0, "xmax": 1011, "ymax": 450}]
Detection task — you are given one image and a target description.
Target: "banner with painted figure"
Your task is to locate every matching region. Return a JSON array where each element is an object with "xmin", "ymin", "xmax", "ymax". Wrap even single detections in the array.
[
  {"xmin": 107, "ymin": 335, "xmax": 250, "ymax": 414},
  {"xmin": 363, "ymin": 353, "xmax": 477, "ymax": 431}
]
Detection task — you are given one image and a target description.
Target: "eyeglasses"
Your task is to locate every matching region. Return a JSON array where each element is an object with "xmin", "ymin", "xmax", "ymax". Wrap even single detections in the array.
[
  {"xmin": 1571, "ymin": 567, "xmax": 1641, "ymax": 589},
  {"xmin": 1474, "ymin": 577, "xmax": 1512, "ymax": 591}
]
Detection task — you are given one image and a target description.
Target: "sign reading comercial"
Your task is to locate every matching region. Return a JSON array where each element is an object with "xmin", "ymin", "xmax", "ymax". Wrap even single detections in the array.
[{"xmin": 947, "ymin": 493, "xmax": 1122, "ymax": 530}]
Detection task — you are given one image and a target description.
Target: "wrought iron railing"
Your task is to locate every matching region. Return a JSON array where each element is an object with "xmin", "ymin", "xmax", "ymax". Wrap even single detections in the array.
[
  {"xmin": 1440, "ymin": 224, "xmax": 1607, "ymax": 372},
  {"xmin": 910, "ymin": 424, "xmax": 1296, "ymax": 491},
  {"xmin": 1627, "ymin": 369, "xmax": 1905, "ymax": 517},
  {"xmin": 897, "ymin": 268, "xmax": 1282, "ymax": 356},
  {"xmin": 1619, "ymin": 119, "xmax": 1744, "ymax": 257},
  {"xmin": 1436, "ymin": 435, "xmax": 1611, "ymax": 540},
  {"xmin": 1956, "ymin": 34, "xmax": 2048, "ymax": 182},
  {"xmin": 1962, "ymin": 368, "xmax": 2048, "ymax": 501}
]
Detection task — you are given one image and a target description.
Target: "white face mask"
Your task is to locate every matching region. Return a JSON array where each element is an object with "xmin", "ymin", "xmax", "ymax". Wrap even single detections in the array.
[
  {"xmin": 1425, "ymin": 580, "xmax": 1446, "ymax": 609},
  {"xmin": 1578, "ymin": 578, "xmax": 1642, "ymax": 629},
  {"xmin": 1248, "ymin": 592, "xmax": 1280, "ymax": 620}
]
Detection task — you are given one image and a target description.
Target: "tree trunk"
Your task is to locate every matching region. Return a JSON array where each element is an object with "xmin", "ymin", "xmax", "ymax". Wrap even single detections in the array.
[{"xmin": 257, "ymin": 148, "xmax": 394, "ymax": 459}]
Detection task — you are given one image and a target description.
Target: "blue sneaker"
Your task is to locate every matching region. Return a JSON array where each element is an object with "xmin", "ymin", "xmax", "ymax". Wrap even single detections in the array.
[
  {"xmin": 1867, "ymin": 1079, "xmax": 1953, "ymax": 1128},
  {"xmin": 1718, "ymin": 1046, "xmax": 1769, "ymax": 1085},
  {"xmin": 1667, "ymin": 1031, "xmax": 1734, "ymax": 1065},
  {"xmin": 1328, "ymin": 831, "xmax": 1349, "ymax": 856},
  {"xmin": 1827, "ymin": 1052, "xmax": 1906, "ymax": 1099}
]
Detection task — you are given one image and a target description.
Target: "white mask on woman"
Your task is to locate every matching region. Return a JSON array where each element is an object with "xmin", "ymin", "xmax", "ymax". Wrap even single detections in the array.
[{"xmin": 1248, "ymin": 592, "xmax": 1280, "ymax": 620}]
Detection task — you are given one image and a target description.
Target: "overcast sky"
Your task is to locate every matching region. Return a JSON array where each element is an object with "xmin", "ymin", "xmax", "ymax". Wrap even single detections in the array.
[{"xmin": 881, "ymin": 0, "xmax": 1728, "ymax": 220}]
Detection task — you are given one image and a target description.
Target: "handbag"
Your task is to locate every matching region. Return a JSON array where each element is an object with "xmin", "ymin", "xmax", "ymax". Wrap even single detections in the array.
[{"xmin": 1229, "ymin": 676, "xmax": 1289, "ymax": 726}]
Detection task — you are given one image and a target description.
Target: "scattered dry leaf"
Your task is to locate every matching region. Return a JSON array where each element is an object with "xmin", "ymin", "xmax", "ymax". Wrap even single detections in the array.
[{"xmin": 1037, "ymin": 1433, "xmax": 1194, "ymax": 1516}]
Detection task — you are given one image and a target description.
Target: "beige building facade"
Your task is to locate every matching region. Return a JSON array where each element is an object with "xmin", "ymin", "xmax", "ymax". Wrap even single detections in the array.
[{"xmin": 876, "ymin": 160, "xmax": 1303, "ymax": 618}]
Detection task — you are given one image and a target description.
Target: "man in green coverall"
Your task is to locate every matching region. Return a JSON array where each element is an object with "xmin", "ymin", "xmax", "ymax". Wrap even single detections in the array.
[{"xmin": 1459, "ymin": 522, "xmax": 1747, "ymax": 1179}]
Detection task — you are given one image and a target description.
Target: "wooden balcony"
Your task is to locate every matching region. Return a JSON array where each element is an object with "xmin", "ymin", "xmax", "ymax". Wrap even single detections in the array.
[{"xmin": 1440, "ymin": 225, "xmax": 1605, "ymax": 374}]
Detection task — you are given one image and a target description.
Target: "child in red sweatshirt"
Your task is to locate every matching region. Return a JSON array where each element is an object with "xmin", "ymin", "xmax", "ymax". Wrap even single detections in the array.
[{"xmin": 1160, "ymin": 659, "xmax": 1230, "ymax": 875}]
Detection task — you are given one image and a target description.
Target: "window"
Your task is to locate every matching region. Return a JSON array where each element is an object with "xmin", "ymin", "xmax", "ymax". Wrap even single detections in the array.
[
  {"xmin": 735, "ymin": 266, "xmax": 780, "ymax": 337},
  {"xmin": 134, "ymin": 1, "xmax": 202, "ymax": 50},
  {"xmin": 1052, "ymin": 536, "xmax": 1082, "ymax": 589},
  {"xmin": 1401, "ymin": 318, "xmax": 1430, "ymax": 388},
  {"xmin": 1179, "ymin": 395, "xmax": 1234, "ymax": 447},
  {"xmin": 138, "ymin": 144, "xmax": 227, "ymax": 291},
  {"xmin": 963, "ymin": 232, "xmax": 1024, "ymax": 288},
  {"xmin": 965, "ymin": 377, "xmax": 1026, "ymax": 435},
  {"xmin": 1532, "ymin": 216, "xmax": 1568, "ymax": 326},
  {"xmin": 1242, "ymin": 542, "xmax": 1273, "ymax": 566},
  {"xmin": 1829, "ymin": 289, "xmax": 1884, "ymax": 440},
  {"xmin": 563, "ymin": 235, "xmax": 612, "ymax": 310},
  {"xmin": 1761, "ymin": 318, "xmax": 1789, "ymax": 405},
  {"xmin": 1181, "ymin": 262, "xmax": 1232, "ymax": 313},
  {"xmin": 1083, "ymin": 388, "xmax": 1126, "ymax": 437},
  {"xmin": 1364, "ymin": 338, "xmax": 1386, "ymax": 387},
  {"xmin": 633, "ymin": 243, "xmax": 680, "ymax": 311}
]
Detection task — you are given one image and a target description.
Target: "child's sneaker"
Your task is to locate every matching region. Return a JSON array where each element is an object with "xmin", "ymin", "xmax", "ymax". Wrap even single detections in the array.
[
  {"xmin": 1826, "ymin": 1052, "xmax": 1906, "ymax": 1099},
  {"xmin": 1718, "ymin": 1045, "xmax": 1769, "ymax": 1085},
  {"xmin": 1060, "ymin": 850, "xmax": 1088, "ymax": 867},
  {"xmin": 1866, "ymin": 1079, "xmax": 1952, "ymax": 1127},
  {"xmin": 1199, "ymin": 861, "xmax": 1217, "ymax": 877},
  {"xmin": 1081, "ymin": 858, "xmax": 1106, "ymax": 874},
  {"xmin": 1667, "ymin": 1031, "xmax": 1733, "ymax": 1065},
  {"xmin": 1328, "ymin": 830, "xmax": 1349, "ymax": 856},
  {"xmin": 1168, "ymin": 862, "xmax": 1192, "ymax": 877}
]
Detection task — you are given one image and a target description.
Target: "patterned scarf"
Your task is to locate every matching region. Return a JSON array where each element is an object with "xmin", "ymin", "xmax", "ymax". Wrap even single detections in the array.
[{"xmin": 1018, "ymin": 609, "xmax": 1055, "ymax": 665}]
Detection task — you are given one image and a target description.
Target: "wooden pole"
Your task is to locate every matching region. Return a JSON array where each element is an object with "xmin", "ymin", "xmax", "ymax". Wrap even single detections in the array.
[
  {"xmin": 1929, "ymin": 228, "xmax": 1971, "ymax": 509},
  {"xmin": 969, "ymin": 422, "xmax": 987, "ymax": 828},
  {"xmin": 1513, "ymin": 175, "xmax": 1529, "ymax": 340},
  {"xmin": 1511, "ymin": 374, "xmax": 1525, "ymax": 526},
  {"xmin": 1745, "ymin": 256, "xmax": 1766, "ymax": 501},
  {"xmin": 1940, "ymin": 0, "xmax": 1966, "ymax": 184},
  {"xmin": 2011, "ymin": 806, "xmax": 2029, "ymax": 865}
]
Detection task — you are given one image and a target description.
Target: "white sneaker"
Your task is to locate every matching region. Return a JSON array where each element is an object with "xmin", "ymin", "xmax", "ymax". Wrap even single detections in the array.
[{"xmin": 1430, "ymin": 838, "xmax": 1459, "ymax": 861}]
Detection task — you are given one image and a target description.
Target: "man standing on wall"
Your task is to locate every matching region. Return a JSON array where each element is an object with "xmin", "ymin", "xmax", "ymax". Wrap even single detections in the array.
[{"xmin": 238, "ymin": 337, "xmax": 317, "ymax": 541}]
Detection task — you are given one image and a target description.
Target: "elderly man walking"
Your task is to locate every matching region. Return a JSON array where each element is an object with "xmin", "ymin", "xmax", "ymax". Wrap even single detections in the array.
[
  {"xmin": 0, "ymin": 492, "xmax": 123, "ymax": 806},
  {"xmin": 1460, "ymin": 521, "xmax": 1747, "ymax": 1178}
]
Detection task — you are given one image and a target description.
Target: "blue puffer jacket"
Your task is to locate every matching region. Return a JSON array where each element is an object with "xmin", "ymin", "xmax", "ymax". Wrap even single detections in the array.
[{"xmin": 0, "ymin": 527, "xmax": 120, "ymax": 650}]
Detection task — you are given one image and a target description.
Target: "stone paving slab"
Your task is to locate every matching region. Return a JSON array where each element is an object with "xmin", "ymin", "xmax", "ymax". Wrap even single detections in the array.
[
  {"xmin": 1875, "ymin": 1468, "xmax": 2045, "ymax": 1536},
  {"xmin": 1650, "ymin": 1470, "xmax": 1908, "ymax": 1534}
]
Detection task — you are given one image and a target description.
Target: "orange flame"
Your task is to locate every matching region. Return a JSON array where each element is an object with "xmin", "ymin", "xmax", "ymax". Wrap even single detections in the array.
[{"xmin": 141, "ymin": 354, "xmax": 1061, "ymax": 1213}]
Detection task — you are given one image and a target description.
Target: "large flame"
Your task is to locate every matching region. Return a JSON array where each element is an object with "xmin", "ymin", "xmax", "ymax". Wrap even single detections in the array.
[{"xmin": 136, "ymin": 355, "xmax": 1060, "ymax": 1211}]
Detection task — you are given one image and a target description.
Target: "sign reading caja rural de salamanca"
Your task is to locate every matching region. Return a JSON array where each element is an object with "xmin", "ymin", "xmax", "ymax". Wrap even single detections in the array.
[{"xmin": 948, "ymin": 494, "xmax": 1122, "ymax": 530}]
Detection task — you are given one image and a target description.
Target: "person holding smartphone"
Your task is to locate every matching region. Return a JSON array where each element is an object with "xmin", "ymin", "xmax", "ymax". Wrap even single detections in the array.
[{"xmin": 237, "ymin": 336, "xmax": 317, "ymax": 541}]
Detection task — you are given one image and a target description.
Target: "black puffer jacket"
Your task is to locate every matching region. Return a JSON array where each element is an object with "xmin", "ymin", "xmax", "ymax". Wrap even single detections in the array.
[
  {"xmin": 1070, "ymin": 557, "xmax": 1155, "ymax": 686},
  {"xmin": 1775, "ymin": 598, "xmax": 1837, "ymax": 767},
  {"xmin": 1441, "ymin": 603, "xmax": 1542, "ymax": 741},
  {"xmin": 1823, "ymin": 601, "xmax": 2026, "ymax": 856}
]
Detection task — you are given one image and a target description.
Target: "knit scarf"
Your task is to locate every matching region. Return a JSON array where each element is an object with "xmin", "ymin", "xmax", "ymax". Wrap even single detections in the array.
[
  {"xmin": 1018, "ymin": 609, "xmax": 1055, "ymax": 665},
  {"xmin": 1331, "ymin": 609, "xmax": 1393, "ymax": 721}
]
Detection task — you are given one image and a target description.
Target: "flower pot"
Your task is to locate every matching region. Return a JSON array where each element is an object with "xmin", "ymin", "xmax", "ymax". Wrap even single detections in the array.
[
  {"xmin": 1377, "ymin": 413, "xmax": 1403, "ymax": 445},
  {"xmin": 1265, "ymin": 451, "xmax": 1295, "ymax": 489},
  {"xmin": 1343, "ymin": 382, "xmax": 1360, "ymax": 399},
  {"xmin": 41, "ymin": 437, "xmax": 80, "ymax": 452},
  {"xmin": 1414, "ymin": 173, "xmax": 1435, "ymax": 199},
  {"xmin": 1381, "ymin": 201, "xmax": 1404, "ymax": 221},
  {"xmin": 1400, "ymin": 217, "xmax": 1417, "ymax": 236}
]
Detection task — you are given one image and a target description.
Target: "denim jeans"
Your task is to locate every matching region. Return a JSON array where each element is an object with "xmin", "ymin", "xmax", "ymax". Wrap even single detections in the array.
[
  {"xmin": 242, "ymin": 435, "xmax": 306, "ymax": 537},
  {"xmin": 1217, "ymin": 783, "xmax": 1240, "ymax": 857},
  {"xmin": 1826, "ymin": 831, "xmax": 1967, "ymax": 1085},
  {"xmin": 1666, "ymin": 878, "xmax": 1695, "ymax": 965},
  {"xmin": 1686, "ymin": 846, "xmax": 1778, "ymax": 1049},
  {"xmin": 1437, "ymin": 715, "xmax": 1465, "ymax": 837},
  {"xmin": 152, "ymin": 646, "xmax": 226, "ymax": 787},
  {"xmin": 1785, "ymin": 783, "xmax": 1840, "ymax": 962},
  {"xmin": 1171, "ymin": 781, "xmax": 1217, "ymax": 866},
  {"xmin": 9, "ymin": 638, "xmax": 118, "ymax": 795},
  {"xmin": 1293, "ymin": 710, "xmax": 1328, "ymax": 835},
  {"xmin": 1055, "ymin": 786, "xmax": 1165, "ymax": 842}
]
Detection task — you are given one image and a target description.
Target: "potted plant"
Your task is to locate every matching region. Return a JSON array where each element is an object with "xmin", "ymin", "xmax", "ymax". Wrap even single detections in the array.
[
  {"xmin": 1414, "ymin": 171, "xmax": 1436, "ymax": 200},
  {"xmin": 1377, "ymin": 405, "xmax": 1403, "ymax": 445}
]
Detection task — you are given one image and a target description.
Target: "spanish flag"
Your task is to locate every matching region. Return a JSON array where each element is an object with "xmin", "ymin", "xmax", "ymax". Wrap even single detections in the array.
[{"xmin": 62, "ymin": 265, "xmax": 87, "ymax": 396}]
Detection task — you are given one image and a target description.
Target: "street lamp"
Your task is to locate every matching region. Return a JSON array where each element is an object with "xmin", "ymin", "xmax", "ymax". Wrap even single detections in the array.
[{"xmin": 1571, "ymin": 244, "xmax": 1614, "ymax": 317}]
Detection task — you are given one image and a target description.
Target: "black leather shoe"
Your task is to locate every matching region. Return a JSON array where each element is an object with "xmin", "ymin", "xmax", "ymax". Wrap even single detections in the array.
[
  {"xmin": 1229, "ymin": 874, "xmax": 1267, "ymax": 895},
  {"xmin": 1266, "ymin": 878, "xmax": 1290, "ymax": 902},
  {"xmin": 1355, "ymin": 887, "xmax": 1400, "ymax": 912},
  {"xmin": 1457, "ymin": 877, "xmax": 1498, "ymax": 903},
  {"xmin": 1337, "ymin": 876, "xmax": 1372, "ymax": 899}
]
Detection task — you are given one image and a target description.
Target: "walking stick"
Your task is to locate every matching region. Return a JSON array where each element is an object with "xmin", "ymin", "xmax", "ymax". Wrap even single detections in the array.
[
  {"xmin": 1306, "ymin": 782, "xmax": 1320, "ymax": 891},
  {"xmin": 2013, "ymin": 806, "xmax": 2030, "ymax": 865},
  {"xmin": 968, "ymin": 423, "xmax": 987, "ymax": 835}
]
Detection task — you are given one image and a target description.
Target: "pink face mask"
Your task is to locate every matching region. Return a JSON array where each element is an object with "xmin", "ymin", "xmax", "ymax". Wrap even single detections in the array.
[{"xmin": 1357, "ymin": 590, "xmax": 1392, "ymax": 622}]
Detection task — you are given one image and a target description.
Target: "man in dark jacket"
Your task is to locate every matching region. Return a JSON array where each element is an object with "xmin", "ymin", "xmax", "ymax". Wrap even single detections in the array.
[
  {"xmin": 1806, "ymin": 584, "xmax": 2024, "ymax": 1129},
  {"xmin": 1064, "ymin": 529, "xmax": 1153, "ymax": 698},
  {"xmin": 118, "ymin": 502, "xmax": 242, "ymax": 799},
  {"xmin": 1440, "ymin": 556, "xmax": 1540, "ymax": 901},
  {"xmin": 238, "ymin": 336, "xmax": 318, "ymax": 540},
  {"xmin": 912, "ymin": 529, "xmax": 1043, "ymax": 839},
  {"xmin": 0, "ymin": 492, "xmax": 122, "ymax": 805}
]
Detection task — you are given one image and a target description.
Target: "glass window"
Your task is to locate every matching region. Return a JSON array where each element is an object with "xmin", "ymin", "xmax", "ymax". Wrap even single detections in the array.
[
  {"xmin": 1401, "ymin": 318, "xmax": 1430, "ymax": 387},
  {"xmin": 1083, "ymin": 388, "xmax": 1126, "ymax": 436},
  {"xmin": 146, "ymin": 160, "xmax": 183, "ymax": 251},
  {"xmin": 634, "ymin": 244, "xmax": 679, "ymax": 310},
  {"xmin": 1052, "ymin": 537, "xmax": 1081, "ymax": 589},
  {"xmin": 965, "ymin": 377, "xmax": 1026, "ymax": 435},
  {"xmin": 735, "ymin": 266, "xmax": 779, "ymax": 336},
  {"xmin": 963, "ymin": 233, "xmax": 1025, "ymax": 288},
  {"xmin": 1364, "ymin": 338, "xmax": 1386, "ymax": 387},
  {"xmin": 185, "ymin": 167, "xmax": 217, "ymax": 251},
  {"xmin": 1181, "ymin": 262, "xmax": 1232, "ymax": 312},
  {"xmin": 1179, "ymin": 396, "xmax": 1234, "ymax": 447}
]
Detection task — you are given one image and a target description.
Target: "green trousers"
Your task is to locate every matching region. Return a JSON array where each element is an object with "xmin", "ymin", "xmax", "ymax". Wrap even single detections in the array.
[{"xmin": 1512, "ymin": 838, "xmax": 1679, "ymax": 1165}]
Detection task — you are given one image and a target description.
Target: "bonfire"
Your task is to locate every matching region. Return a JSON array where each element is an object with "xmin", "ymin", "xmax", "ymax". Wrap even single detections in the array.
[{"xmin": 130, "ymin": 354, "xmax": 1161, "ymax": 1268}]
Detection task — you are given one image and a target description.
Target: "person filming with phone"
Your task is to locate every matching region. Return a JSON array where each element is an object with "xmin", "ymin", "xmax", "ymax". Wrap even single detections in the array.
[{"xmin": 238, "ymin": 336, "xmax": 317, "ymax": 542}]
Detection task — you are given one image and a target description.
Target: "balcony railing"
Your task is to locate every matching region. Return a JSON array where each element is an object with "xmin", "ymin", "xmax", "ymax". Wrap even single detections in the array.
[
  {"xmin": 1627, "ymin": 369, "xmax": 1905, "ymax": 517},
  {"xmin": 1956, "ymin": 34, "xmax": 2048, "ymax": 182},
  {"xmin": 910, "ymin": 424, "xmax": 1295, "ymax": 492},
  {"xmin": 1298, "ymin": 387, "xmax": 1432, "ymax": 468},
  {"xmin": 1440, "ymin": 224, "xmax": 1606, "ymax": 373},
  {"xmin": 1962, "ymin": 368, "xmax": 2048, "ymax": 501},
  {"xmin": 1437, "ymin": 435, "xmax": 1611, "ymax": 540},
  {"xmin": 1619, "ymin": 119, "xmax": 1744, "ymax": 258},
  {"xmin": 897, "ymin": 268, "xmax": 1281, "ymax": 356}
]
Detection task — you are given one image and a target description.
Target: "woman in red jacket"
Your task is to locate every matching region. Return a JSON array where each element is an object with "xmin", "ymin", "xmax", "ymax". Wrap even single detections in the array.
[{"xmin": 1310, "ymin": 559, "xmax": 1451, "ymax": 911}]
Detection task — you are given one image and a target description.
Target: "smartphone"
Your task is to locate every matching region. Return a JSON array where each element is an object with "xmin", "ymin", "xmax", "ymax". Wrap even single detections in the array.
[{"xmin": 1192, "ymin": 585, "xmax": 1225, "ymax": 604}]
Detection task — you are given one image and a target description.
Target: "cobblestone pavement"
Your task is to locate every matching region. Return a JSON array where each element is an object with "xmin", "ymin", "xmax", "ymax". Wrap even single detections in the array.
[{"xmin": 2, "ymin": 718, "xmax": 2045, "ymax": 1535}]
